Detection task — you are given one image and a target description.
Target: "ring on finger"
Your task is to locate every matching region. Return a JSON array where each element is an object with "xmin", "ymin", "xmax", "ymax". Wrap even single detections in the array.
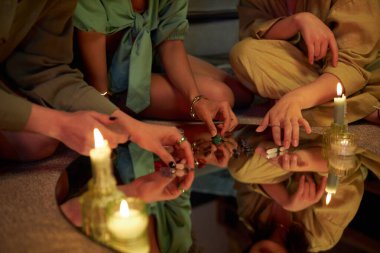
[{"xmin": 176, "ymin": 136, "xmax": 187, "ymax": 145}]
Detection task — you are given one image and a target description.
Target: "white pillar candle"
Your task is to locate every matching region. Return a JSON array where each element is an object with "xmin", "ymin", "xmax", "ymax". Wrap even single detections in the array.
[
  {"xmin": 107, "ymin": 200, "xmax": 149, "ymax": 253},
  {"xmin": 333, "ymin": 82, "xmax": 346, "ymax": 125},
  {"xmin": 325, "ymin": 172, "xmax": 338, "ymax": 205}
]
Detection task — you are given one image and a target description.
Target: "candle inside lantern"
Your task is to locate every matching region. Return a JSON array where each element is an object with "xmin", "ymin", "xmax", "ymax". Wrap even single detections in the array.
[
  {"xmin": 333, "ymin": 82, "xmax": 346, "ymax": 125},
  {"xmin": 107, "ymin": 199, "xmax": 149, "ymax": 253},
  {"xmin": 325, "ymin": 172, "xmax": 339, "ymax": 205}
]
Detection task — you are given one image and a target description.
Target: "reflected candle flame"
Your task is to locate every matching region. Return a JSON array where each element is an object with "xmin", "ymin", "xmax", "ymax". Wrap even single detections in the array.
[
  {"xmin": 326, "ymin": 193, "xmax": 332, "ymax": 205},
  {"xmin": 336, "ymin": 82, "xmax": 343, "ymax": 97},
  {"xmin": 93, "ymin": 128, "xmax": 105, "ymax": 148},
  {"xmin": 120, "ymin": 199, "xmax": 130, "ymax": 217}
]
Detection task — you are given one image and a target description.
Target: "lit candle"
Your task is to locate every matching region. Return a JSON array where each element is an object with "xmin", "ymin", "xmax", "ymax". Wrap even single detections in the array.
[
  {"xmin": 90, "ymin": 128, "xmax": 112, "ymax": 168},
  {"xmin": 325, "ymin": 172, "xmax": 339, "ymax": 205},
  {"xmin": 107, "ymin": 200, "xmax": 149, "ymax": 253},
  {"xmin": 333, "ymin": 82, "xmax": 346, "ymax": 125}
]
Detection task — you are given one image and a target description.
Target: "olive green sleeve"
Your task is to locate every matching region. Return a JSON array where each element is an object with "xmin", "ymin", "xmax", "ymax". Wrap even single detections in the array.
[
  {"xmin": 322, "ymin": 0, "xmax": 380, "ymax": 96},
  {"xmin": 5, "ymin": 0, "xmax": 117, "ymax": 119},
  {"xmin": 0, "ymin": 86, "xmax": 32, "ymax": 131}
]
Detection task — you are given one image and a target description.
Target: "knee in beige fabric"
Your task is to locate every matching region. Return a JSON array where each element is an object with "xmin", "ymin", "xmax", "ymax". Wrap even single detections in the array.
[{"xmin": 229, "ymin": 38, "xmax": 271, "ymax": 92}]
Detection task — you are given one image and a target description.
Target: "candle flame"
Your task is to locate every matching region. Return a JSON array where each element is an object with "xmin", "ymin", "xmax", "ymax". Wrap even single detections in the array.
[
  {"xmin": 93, "ymin": 128, "xmax": 105, "ymax": 148},
  {"xmin": 326, "ymin": 193, "xmax": 332, "ymax": 205},
  {"xmin": 336, "ymin": 82, "xmax": 343, "ymax": 97},
  {"xmin": 120, "ymin": 200, "xmax": 130, "ymax": 217}
]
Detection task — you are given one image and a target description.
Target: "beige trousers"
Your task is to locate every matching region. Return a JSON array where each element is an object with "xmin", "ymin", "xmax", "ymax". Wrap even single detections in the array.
[{"xmin": 230, "ymin": 38, "xmax": 380, "ymax": 126}]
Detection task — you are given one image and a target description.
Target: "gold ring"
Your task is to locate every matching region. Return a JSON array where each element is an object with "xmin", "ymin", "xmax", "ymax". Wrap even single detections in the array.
[{"xmin": 177, "ymin": 136, "xmax": 187, "ymax": 145}]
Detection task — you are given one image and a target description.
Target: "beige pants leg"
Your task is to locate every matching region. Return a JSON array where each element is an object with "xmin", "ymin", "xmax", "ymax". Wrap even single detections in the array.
[
  {"xmin": 230, "ymin": 38, "xmax": 319, "ymax": 99},
  {"xmin": 230, "ymin": 38, "xmax": 379, "ymax": 126}
]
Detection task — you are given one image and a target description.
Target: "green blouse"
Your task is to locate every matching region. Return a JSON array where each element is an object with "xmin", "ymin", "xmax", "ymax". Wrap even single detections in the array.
[{"xmin": 74, "ymin": 0, "xmax": 189, "ymax": 113}]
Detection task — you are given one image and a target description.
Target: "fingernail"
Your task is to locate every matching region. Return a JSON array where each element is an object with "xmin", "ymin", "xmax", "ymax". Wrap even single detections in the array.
[
  {"xmin": 109, "ymin": 116, "xmax": 117, "ymax": 121},
  {"xmin": 169, "ymin": 161, "xmax": 176, "ymax": 168}
]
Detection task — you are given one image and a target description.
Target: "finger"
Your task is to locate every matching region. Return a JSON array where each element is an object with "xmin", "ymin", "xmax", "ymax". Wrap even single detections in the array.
[
  {"xmin": 316, "ymin": 176, "xmax": 328, "ymax": 200},
  {"xmin": 283, "ymin": 121, "xmax": 292, "ymax": 149},
  {"xmin": 318, "ymin": 40, "xmax": 328, "ymax": 61},
  {"xmin": 203, "ymin": 114, "xmax": 218, "ymax": 137},
  {"xmin": 290, "ymin": 154, "xmax": 298, "ymax": 170},
  {"xmin": 229, "ymin": 111, "xmax": 239, "ymax": 132},
  {"xmin": 169, "ymin": 132, "xmax": 195, "ymax": 168},
  {"xmin": 299, "ymin": 118, "xmax": 312, "ymax": 134},
  {"xmin": 91, "ymin": 111, "xmax": 116, "ymax": 125},
  {"xmin": 307, "ymin": 43, "xmax": 315, "ymax": 65},
  {"xmin": 291, "ymin": 118, "xmax": 300, "ymax": 147},
  {"xmin": 307, "ymin": 175, "xmax": 316, "ymax": 198},
  {"xmin": 282, "ymin": 153, "xmax": 290, "ymax": 170},
  {"xmin": 256, "ymin": 114, "xmax": 270, "ymax": 133},
  {"xmin": 153, "ymin": 145, "xmax": 178, "ymax": 168},
  {"xmin": 314, "ymin": 41, "xmax": 321, "ymax": 59},
  {"xmin": 219, "ymin": 106, "xmax": 232, "ymax": 136},
  {"xmin": 178, "ymin": 170, "xmax": 195, "ymax": 190},
  {"xmin": 272, "ymin": 124, "xmax": 282, "ymax": 146},
  {"xmin": 328, "ymin": 35, "xmax": 339, "ymax": 67},
  {"xmin": 302, "ymin": 177, "xmax": 310, "ymax": 198},
  {"xmin": 295, "ymin": 175, "xmax": 306, "ymax": 198}
]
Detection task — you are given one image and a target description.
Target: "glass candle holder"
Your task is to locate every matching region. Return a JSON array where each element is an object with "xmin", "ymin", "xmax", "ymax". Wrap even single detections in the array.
[
  {"xmin": 328, "ymin": 132, "xmax": 358, "ymax": 177},
  {"xmin": 107, "ymin": 197, "xmax": 150, "ymax": 253}
]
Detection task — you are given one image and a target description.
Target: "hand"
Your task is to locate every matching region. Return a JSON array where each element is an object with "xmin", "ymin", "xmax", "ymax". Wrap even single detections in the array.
[
  {"xmin": 272, "ymin": 152, "xmax": 309, "ymax": 171},
  {"xmin": 120, "ymin": 170, "xmax": 193, "ymax": 203},
  {"xmin": 117, "ymin": 114, "xmax": 194, "ymax": 169},
  {"xmin": 294, "ymin": 12, "xmax": 338, "ymax": 66},
  {"xmin": 282, "ymin": 174, "xmax": 327, "ymax": 212},
  {"xmin": 193, "ymin": 98, "xmax": 238, "ymax": 136},
  {"xmin": 256, "ymin": 94, "xmax": 312, "ymax": 148},
  {"xmin": 55, "ymin": 111, "xmax": 129, "ymax": 155},
  {"xmin": 203, "ymin": 140, "xmax": 237, "ymax": 168}
]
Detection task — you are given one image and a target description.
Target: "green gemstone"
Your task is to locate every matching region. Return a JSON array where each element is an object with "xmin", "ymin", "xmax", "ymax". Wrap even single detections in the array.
[{"xmin": 211, "ymin": 134, "xmax": 223, "ymax": 145}]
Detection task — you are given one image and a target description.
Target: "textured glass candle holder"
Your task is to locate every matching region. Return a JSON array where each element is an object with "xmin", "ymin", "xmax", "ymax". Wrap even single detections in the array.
[
  {"xmin": 328, "ymin": 132, "xmax": 358, "ymax": 178},
  {"xmin": 80, "ymin": 151, "xmax": 126, "ymax": 246},
  {"xmin": 322, "ymin": 123, "xmax": 348, "ymax": 159}
]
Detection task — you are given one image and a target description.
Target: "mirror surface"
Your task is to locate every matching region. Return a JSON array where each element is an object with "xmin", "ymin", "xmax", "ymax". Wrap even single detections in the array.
[{"xmin": 56, "ymin": 123, "xmax": 380, "ymax": 253}]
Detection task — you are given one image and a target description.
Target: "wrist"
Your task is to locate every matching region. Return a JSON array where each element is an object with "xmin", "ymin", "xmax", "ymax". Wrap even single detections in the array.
[
  {"xmin": 292, "ymin": 12, "xmax": 306, "ymax": 32},
  {"xmin": 189, "ymin": 95, "xmax": 207, "ymax": 119},
  {"xmin": 283, "ymin": 91, "xmax": 307, "ymax": 109}
]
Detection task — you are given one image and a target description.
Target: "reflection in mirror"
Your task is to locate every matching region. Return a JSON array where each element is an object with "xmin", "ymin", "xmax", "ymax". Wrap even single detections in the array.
[{"xmin": 56, "ymin": 124, "xmax": 380, "ymax": 252}]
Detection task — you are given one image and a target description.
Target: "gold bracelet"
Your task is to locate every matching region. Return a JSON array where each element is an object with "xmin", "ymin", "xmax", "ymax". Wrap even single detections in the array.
[
  {"xmin": 189, "ymin": 95, "xmax": 206, "ymax": 119},
  {"xmin": 100, "ymin": 90, "xmax": 112, "ymax": 96}
]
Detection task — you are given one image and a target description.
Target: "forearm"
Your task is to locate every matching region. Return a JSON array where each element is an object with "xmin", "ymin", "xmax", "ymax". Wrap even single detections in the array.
[
  {"xmin": 261, "ymin": 183, "xmax": 289, "ymax": 206},
  {"xmin": 77, "ymin": 30, "xmax": 108, "ymax": 93},
  {"xmin": 263, "ymin": 15, "xmax": 299, "ymax": 40},
  {"xmin": 24, "ymin": 104, "xmax": 66, "ymax": 140},
  {"xmin": 158, "ymin": 40, "xmax": 200, "ymax": 102},
  {"xmin": 286, "ymin": 73, "xmax": 341, "ymax": 109}
]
